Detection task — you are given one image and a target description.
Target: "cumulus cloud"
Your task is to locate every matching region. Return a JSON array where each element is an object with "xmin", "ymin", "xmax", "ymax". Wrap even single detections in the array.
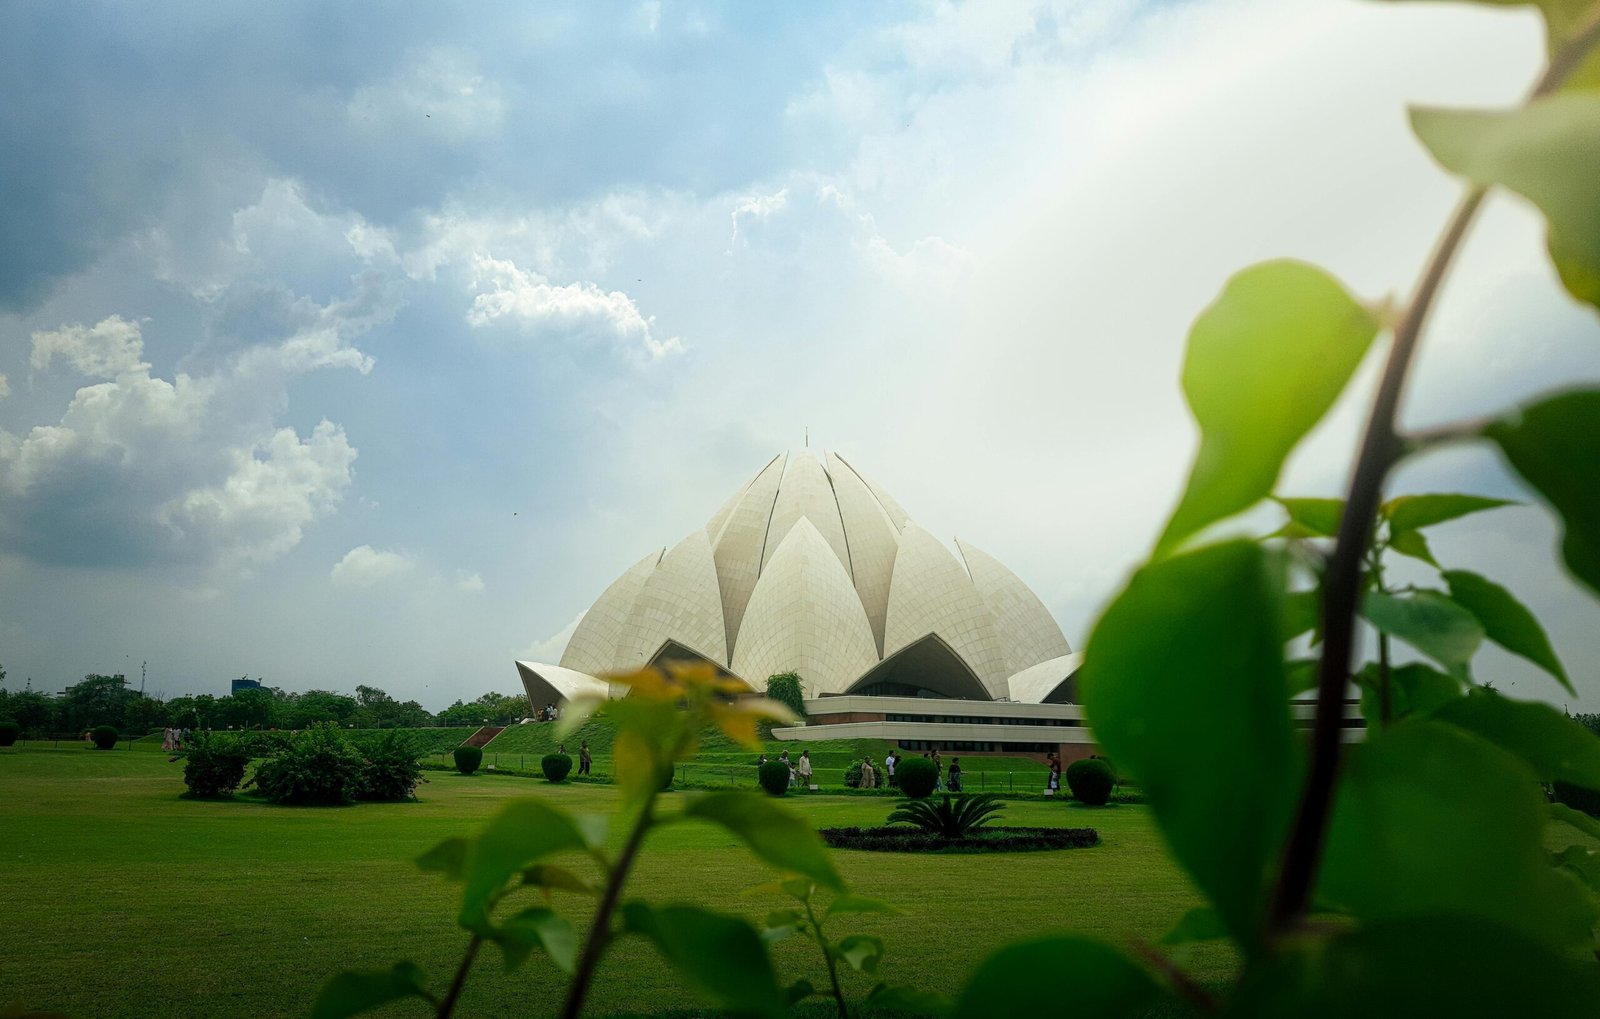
[
  {"xmin": 0, "ymin": 374, "xmax": 9, "ymax": 400},
  {"xmin": 520, "ymin": 610, "xmax": 584, "ymax": 663},
  {"xmin": 331, "ymin": 545, "xmax": 417, "ymax": 587},
  {"xmin": 31, "ymin": 315, "xmax": 152, "ymax": 378},
  {"xmin": 466, "ymin": 254, "xmax": 683, "ymax": 361},
  {"xmin": 455, "ymin": 570, "xmax": 485, "ymax": 593},
  {"xmin": 0, "ymin": 315, "xmax": 365, "ymax": 572}
]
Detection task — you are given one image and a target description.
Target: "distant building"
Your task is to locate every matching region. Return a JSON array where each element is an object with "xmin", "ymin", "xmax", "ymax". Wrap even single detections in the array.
[{"xmin": 231, "ymin": 678, "xmax": 263, "ymax": 695}]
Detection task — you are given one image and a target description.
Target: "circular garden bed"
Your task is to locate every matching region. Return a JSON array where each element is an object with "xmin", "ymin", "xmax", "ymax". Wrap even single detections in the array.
[{"xmin": 819, "ymin": 825, "xmax": 1099, "ymax": 853}]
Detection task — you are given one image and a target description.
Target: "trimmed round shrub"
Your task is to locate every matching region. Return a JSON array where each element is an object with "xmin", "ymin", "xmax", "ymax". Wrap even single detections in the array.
[
  {"xmin": 248, "ymin": 723, "xmax": 365, "ymax": 806},
  {"xmin": 895, "ymin": 757, "xmax": 938, "ymax": 799},
  {"xmin": 182, "ymin": 732, "xmax": 250, "ymax": 798},
  {"xmin": 1554, "ymin": 781, "xmax": 1600, "ymax": 818},
  {"xmin": 842, "ymin": 762, "xmax": 863, "ymax": 789},
  {"xmin": 660, "ymin": 762, "xmax": 675, "ymax": 790},
  {"xmin": 1066, "ymin": 758, "xmax": 1114, "ymax": 806},
  {"xmin": 358, "ymin": 731, "xmax": 424, "ymax": 802},
  {"xmin": 542, "ymin": 753, "xmax": 573, "ymax": 782},
  {"xmin": 758, "ymin": 760, "xmax": 791, "ymax": 796},
  {"xmin": 90, "ymin": 725, "xmax": 119, "ymax": 750},
  {"xmin": 453, "ymin": 745, "xmax": 483, "ymax": 775},
  {"xmin": 0, "ymin": 720, "xmax": 20, "ymax": 747}
]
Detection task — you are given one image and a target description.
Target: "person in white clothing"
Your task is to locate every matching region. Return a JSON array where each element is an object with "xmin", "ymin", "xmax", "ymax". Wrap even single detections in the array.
[
  {"xmin": 884, "ymin": 751, "xmax": 897, "ymax": 787},
  {"xmin": 797, "ymin": 750, "xmax": 813, "ymax": 789}
]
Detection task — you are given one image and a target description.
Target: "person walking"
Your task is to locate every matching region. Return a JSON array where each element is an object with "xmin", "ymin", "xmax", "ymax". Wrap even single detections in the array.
[
  {"xmin": 1047, "ymin": 752, "xmax": 1062, "ymax": 796},
  {"xmin": 948, "ymin": 757, "xmax": 962, "ymax": 793},
  {"xmin": 931, "ymin": 748, "xmax": 943, "ymax": 791},
  {"xmin": 861, "ymin": 756, "xmax": 877, "ymax": 789},
  {"xmin": 885, "ymin": 751, "xmax": 898, "ymax": 787},
  {"xmin": 797, "ymin": 749, "xmax": 813, "ymax": 790},
  {"xmin": 578, "ymin": 741, "xmax": 592, "ymax": 776}
]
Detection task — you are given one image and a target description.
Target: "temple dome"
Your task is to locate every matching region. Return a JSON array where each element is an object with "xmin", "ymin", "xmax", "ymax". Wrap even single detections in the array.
[{"xmin": 517, "ymin": 450, "xmax": 1078, "ymax": 706}]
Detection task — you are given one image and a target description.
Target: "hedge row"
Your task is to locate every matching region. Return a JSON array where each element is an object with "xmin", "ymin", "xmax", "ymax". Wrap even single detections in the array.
[{"xmin": 818, "ymin": 825, "xmax": 1099, "ymax": 853}]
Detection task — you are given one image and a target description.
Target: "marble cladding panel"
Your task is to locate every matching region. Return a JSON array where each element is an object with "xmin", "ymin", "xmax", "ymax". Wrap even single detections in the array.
[
  {"xmin": 826, "ymin": 450, "xmax": 900, "ymax": 656},
  {"xmin": 615, "ymin": 529, "xmax": 729, "ymax": 669},
  {"xmin": 883, "ymin": 522, "xmax": 1011, "ymax": 697},
  {"xmin": 731, "ymin": 518, "xmax": 880, "ymax": 698},
  {"xmin": 712, "ymin": 452, "xmax": 788, "ymax": 657},
  {"xmin": 956, "ymin": 538, "xmax": 1072, "ymax": 674},
  {"xmin": 762, "ymin": 451, "xmax": 853, "ymax": 576},
  {"xmin": 558, "ymin": 549, "xmax": 661, "ymax": 676}
]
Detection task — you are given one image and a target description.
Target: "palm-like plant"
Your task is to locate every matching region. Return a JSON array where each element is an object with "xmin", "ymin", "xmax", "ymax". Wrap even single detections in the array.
[{"xmin": 886, "ymin": 793, "xmax": 1005, "ymax": 837}]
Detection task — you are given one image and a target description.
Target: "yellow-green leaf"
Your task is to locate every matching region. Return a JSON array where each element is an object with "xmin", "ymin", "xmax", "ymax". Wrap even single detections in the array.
[
  {"xmin": 1360, "ymin": 590, "xmax": 1484, "ymax": 678},
  {"xmin": 1443, "ymin": 569, "xmax": 1572, "ymax": 691},
  {"xmin": 458, "ymin": 799, "xmax": 590, "ymax": 931},
  {"xmin": 1484, "ymin": 390, "xmax": 1600, "ymax": 597},
  {"xmin": 1157, "ymin": 261, "xmax": 1378, "ymax": 555},
  {"xmin": 1412, "ymin": 96, "xmax": 1600, "ymax": 309},
  {"xmin": 679, "ymin": 791, "xmax": 845, "ymax": 892}
]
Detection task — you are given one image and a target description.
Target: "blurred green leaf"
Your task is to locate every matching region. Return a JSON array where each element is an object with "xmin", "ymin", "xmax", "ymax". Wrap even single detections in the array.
[
  {"xmin": 1274, "ymin": 496, "xmax": 1345, "ymax": 538},
  {"xmin": 485, "ymin": 906, "xmax": 577, "ymax": 973},
  {"xmin": 952, "ymin": 935, "xmax": 1168, "ymax": 1019},
  {"xmin": 1551, "ymin": 801, "xmax": 1600, "ymax": 841},
  {"xmin": 1554, "ymin": 845, "xmax": 1600, "ymax": 893},
  {"xmin": 1157, "ymin": 261, "xmax": 1378, "ymax": 554},
  {"xmin": 784, "ymin": 979, "xmax": 817, "ymax": 1005},
  {"xmin": 1282, "ymin": 591, "xmax": 1321, "ymax": 641},
  {"xmin": 1285, "ymin": 658, "xmax": 1320, "ymax": 695},
  {"xmin": 835, "ymin": 934, "xmax": 884, "ymax": 974},
  {"xmin": 1081, "ymin": 541, "xmax": 1298, "ymax": 947},
  {"xmin": 1433, "ymin": 688, "xmax": 1600, "ymax": 787},
  {"xmin": 1484, "ymin": 390, "xmax": 1600, "ymax": 596},
  {"xmin": 310, "ymin": 962, "xmax": 430, "ymax": 1019},
  {"xmin": 621, "ymin": 902, "xmax": 787, "ymax": 1019},
  {"xmin": 1355, "ymin": 662, "xmax": 1464, "ymax": 728},
  {"xmin": 1443, "ymin": 570, "xmax": 1572, "ymax": 692},
  {"xmin": 679, "ymin": 791, "xmax": 845, "ymax": 892},
  {"xmin": 764, "ymin": 908, "xmax": 803, "ymax": 931},
  {"xmin": 1387, "ymin": 1, "xmax": 1600, "ymax": 91},
  {"xmin": 1413, "ymin": 96, "xmax": 1600, "ymax": 308},
  {"xmin": 1380, "ymin": 493, "xmax": 1516, "ymax": 534},
  {"xmin": 1318, "ymin": 720, "xmax": 1598, "ymax": 949},
  {"xmin": 520, "ymin": 863, "xmax": 597, "ymax": 896},
  {"xmin": 1158, "ymin": 906, "xmax": 1230, "ymax": 946},
  {"xmin": 458, "ymin": 799, "xmax": 591, "ymax": 931},
  {"xmin": 824, "ymin": 893, "xmax": 900, "ymax": 919},
  {"xmin": 867, "ymin": 983, "xmax": 954, "ymax": 1018},
  {"xmin": 1234, "ymin": 914, "xmax": 1600, "ymax": 1018},
  {"xmin": 1387, "ymin": 528, "xmax": 1439, "ymax": 567},
  {"xmin": 416, "ymin": 837, "xmax": 468, "ymax": 880},
  {"xmin": 1360, "ymin": 590, "xmax": 1484, "ymax": 677}
]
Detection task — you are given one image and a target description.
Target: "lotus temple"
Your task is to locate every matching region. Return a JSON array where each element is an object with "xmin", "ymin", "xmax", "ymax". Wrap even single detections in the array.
[{"xmin": 515, "ymin": 449, "xmax": 1124, "ymax": 762}]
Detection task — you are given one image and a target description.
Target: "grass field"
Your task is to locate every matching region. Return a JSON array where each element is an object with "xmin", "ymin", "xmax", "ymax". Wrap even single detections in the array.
[
  {"xmin": 0, "ymin": 744, "xmax": 1227, "ymax": 1018},
  {"xmin": 479, "ymin": 721, "xmax": 1056, "ymax": 792}
]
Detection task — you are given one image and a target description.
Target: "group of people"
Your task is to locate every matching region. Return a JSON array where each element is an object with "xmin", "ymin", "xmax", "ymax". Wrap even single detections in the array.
[
  {"xmin": 159, "ymin": 727, "xmax": 189, "ymax": 751},
  {"xmin": 554, "ymin": 740, "xmax": 594, "ymax": 775},
  {"xmin": 757, "ymin": 749, "xmax": 815, "ymax": 788},
  {"xmin": 533, "ymin": 703, "xmax": 561, "ymax": 722}
]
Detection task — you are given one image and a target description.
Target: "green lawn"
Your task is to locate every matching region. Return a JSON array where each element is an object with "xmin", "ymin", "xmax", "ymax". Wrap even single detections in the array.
[
  {"xmin": 481, "ymin": 721, "xmax": 1055, "ymax": 792},
  {"xmin": 0, "ymin": 745, "xmax": 1229, "ymax": 1018}
]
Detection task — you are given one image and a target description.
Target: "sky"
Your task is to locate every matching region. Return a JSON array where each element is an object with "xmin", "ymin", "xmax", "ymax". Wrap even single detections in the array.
[{"xmin": 1, "ymin": 0, "xmax": 1596, "ymax": 710}]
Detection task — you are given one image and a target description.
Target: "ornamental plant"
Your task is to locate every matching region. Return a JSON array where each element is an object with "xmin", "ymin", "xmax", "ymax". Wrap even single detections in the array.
[
  {"xmin": 358, "ymin": 731, "xmax": 426, "ymax": 802},
  {"xmin": 893, "ymin": 756, "xmax": 937, "ymax": 799},
  {"xmin": 758, "ymin": 760, "xmax": 791, "ymax": 796},
  {"xmin": 541, "ymin": 753, "xmax": 573, "ymax": 783},
  {"xmin": 452, "ymin": 746, "xmax": 483, "ymax": 775},
  {"xmin": 0, "ymin": 720, "xmax": 19, "ymax": 747},
  {"xmin": 1064, "ymin": 759, "xmax": 1114, "ymax": 806},
  {"xmin": 90, "ymin": 724, "xmax": 118, "ymax": 750},
  {"xmin": 887, "ymin": 794, "xmax": 1005, "ymax": 838},
  {"xmin": 182, "ymin": 731, "xmax": 251, "ymax": 798},
  {"xmin": 249, "ymin": 722, "xmax": 365, "ymax": 806}
]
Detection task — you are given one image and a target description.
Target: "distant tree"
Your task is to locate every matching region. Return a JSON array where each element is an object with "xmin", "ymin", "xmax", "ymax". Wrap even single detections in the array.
[
  {"xmin": 59, "ymin": 675, "xmax": 136, "ymax": 733},
  {"xmin": 284, "ymin": 690, "xmax": 359, "ymax": 728},
  {"xmin": 764, "ymin": 673, "xmax": 807, "ymax": 722},
  {"xmin": 436, "ymin": 692, "xmax": 524, "ymax": 727}
]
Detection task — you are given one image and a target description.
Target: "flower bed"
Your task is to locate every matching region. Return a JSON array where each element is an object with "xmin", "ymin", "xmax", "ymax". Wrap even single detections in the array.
[{"xmin": 819, "ymin": 825, "xmax": 1099, "ymax": 853}]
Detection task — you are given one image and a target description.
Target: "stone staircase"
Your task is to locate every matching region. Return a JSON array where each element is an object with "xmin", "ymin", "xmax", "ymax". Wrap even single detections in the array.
[{"xmin": 463, "ymin": 725, "xmax": 504, "ymax": 749}]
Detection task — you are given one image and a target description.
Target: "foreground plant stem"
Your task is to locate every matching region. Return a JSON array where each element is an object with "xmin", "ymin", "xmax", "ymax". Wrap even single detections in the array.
[
  {"xmin": 560, "ymin": 793, "xmax": 658, "ymax": 1019},
  {"xmin": 804, "ymin": 893, "xmax": 851, "ymax": 1019},
  {"xmin": 437, "ymin": 935, "xmax": 483, "ymax": 1018},
  {"xmin": 1269, "ymin": 8, "xmax": 1600, "ymax": 934}
]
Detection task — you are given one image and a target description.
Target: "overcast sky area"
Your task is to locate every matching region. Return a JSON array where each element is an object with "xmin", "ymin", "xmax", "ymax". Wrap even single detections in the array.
[{"xmin": 2, "ymin": 0, "xmax": 1596, "ymax": 710}]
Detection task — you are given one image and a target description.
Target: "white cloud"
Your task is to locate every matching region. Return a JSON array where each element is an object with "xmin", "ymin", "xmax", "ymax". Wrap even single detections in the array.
[
  {"xmin": 0, "ymin": 374, "xmax": 9, "ymax": 400},
  {"xmin": 331, "ymin": 545, "xmax": 417, "ymax": 587},
  {"xmin": 31, "ymin": 316, "xmax": 151, "ymax": 378},
  {"xmin": 466, "ymin": 254, "xmax": 683, "ymax": 361},
  {"xmin": 520, "ymin": 610, "xmax": 584, "ymax": 663},
  {"xmin": 0, "ymin": 314, "xmax": 366, "ymax": 572},
  {"xmin": 455, "ymin": 570, "xmax": 485, "ymax": 593},
  {"xmin": 346, "ymin": 49, "xmax": 505, "ymax": 140}
]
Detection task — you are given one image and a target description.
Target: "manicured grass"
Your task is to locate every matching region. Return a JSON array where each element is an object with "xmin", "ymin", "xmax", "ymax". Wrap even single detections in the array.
[
  {"xmin": 0, "ymin": 745, "xmax": 1230, "ymax": 1018},
  {"xmin": 483, "ymin": 721, "xmax": 1055, "ymax": 793}
]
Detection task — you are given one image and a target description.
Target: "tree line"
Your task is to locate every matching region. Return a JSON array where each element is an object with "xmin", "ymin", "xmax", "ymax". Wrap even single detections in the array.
[{"xmin": 0, "ymin": 663, "xmax": 529, "ymax": 736}]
